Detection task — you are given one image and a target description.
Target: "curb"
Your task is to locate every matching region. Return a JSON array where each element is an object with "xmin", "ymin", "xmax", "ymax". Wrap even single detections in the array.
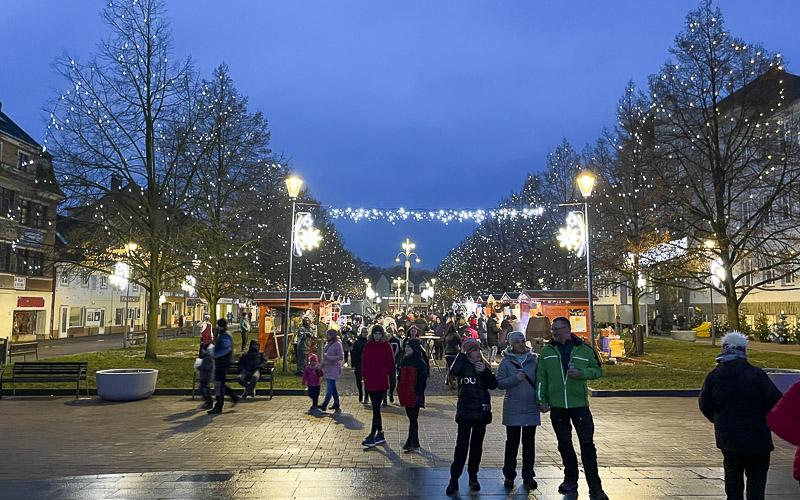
[
  {"xmin": 589, "ymin": 388, "xmax": 700, "ymax": 397},
  {"xmin": 1, "ymin": 388, "xmax": 308, "ymax": 398}
]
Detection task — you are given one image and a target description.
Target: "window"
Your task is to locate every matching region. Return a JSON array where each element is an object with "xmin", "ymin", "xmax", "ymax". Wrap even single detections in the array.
[
  {"xmin": 764, "ymin": 259, "xmax": 776, "ymax": 286},
  {"xmin": 69, "ymin": 306, "xmax": 84, "ymax": 327},
  {"xmin": 99, "ymin": 275, "xmax": 108, "ymax": 289},
  {"xmin": 0, "ymin": 243, "xmax": 44, "ymax": 276},
  {"xmin": 81, "ymin": 274, "xmax": 90, "ymax": 287},
  {"xmin": 741, "ymin": 200, "xmax": 753, "ymax": 225},
  {"xmin": 19, "ymin": 199, "xmax": 46, "ymax": 228},
  {"xmin": 17, "ymin": 151, "xmax": 29, "ymax": 171},
  {"xmin": 60, "ymin": 273, "xmax": 68, "ymax": 286},
  {"xmin": 131, "ymin": 283, "xmax": 139, "ymax": 293},
  {"xmin": 0, "ymin": 186, "xmax": 13, "ymax": 219},
  {"xmin": 612, "ymin": 286, "xmax": 618, "ymax": 297},
  {"xmin": 742, "ymin": 259, "xmax": 755, "ymax": 287},
  {"xmin": 782, "ymin": 267, "xmax": 796, "ymax": 286},
  {"xmin": 780, "ymin": 196, "xmax": 792, "ymax": 220},
  {"xmin": 13, "ymin": 310, "xmax": 41, "ymax": 336}
]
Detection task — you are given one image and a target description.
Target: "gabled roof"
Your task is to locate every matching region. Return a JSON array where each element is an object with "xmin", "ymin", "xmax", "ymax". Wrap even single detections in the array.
[
  {"xmin": 719, "ymin": 67, "xmax": 800, "ymax": 114},
  {"xmin": 0, "ymin": 108, "xmax": 41, "ymax": 149}
]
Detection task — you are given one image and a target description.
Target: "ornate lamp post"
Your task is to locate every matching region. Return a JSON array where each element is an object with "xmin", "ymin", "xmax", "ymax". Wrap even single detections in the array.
[
  {"xmin": 282, "ymin": 176, "xmax": 302, "ymax": 372},
  {"xmin": 392, "ymin": 277, "xmax": 404, "ymax": 314},
  {"xmin": 396, "ymin": 238, "xmax": 420, "ymax": 315},
  {"xmin": 577, "ymin": 172, "xmax": 597, "ymax": 351}
]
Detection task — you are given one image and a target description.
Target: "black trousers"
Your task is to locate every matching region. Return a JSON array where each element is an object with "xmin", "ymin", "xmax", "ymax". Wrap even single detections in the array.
[
  {"xmin": 368, "ymin": 390, "xmax": 386, "ymax": 435},
  {"xmin": 722, "ymin": 451, "xmax": 770, "ymax": 500},
  {"xmin": 354, "ymin": 368, "xmax": 363, "ymax": 400},
  {"xmin": 343, "ymin": 350, "xmax": 350, "ymax": 365},
  {"xmin": 308, "ymin": 385, "xmax": 320, "ymax": 407},
  {"xmin": 503, "ymin": 425, "xmax": 537, "ymax": 481},
  {"xmin": 406, "ymin": 407, "xmax": 420, "ymax": 445},
  {"xmin": 550, "ymin": 407, "xmax": 602, "ymax": 491},
  {"xmin": 450, "ymin": 421, "xmax": 487, "ymax": 480},
  {"xmin": 240, "ymin": 331, "xmax": 248, "ymax": 351},
  {"xmin": 199, "ymin": 380, "xmax": 212, "ymax": 403},
  {"xmin": 237, "ymin": 369, "xmax": 260, "ymax": 395},
  {"xmin": 388, "ymin": 370, "xmax": 397, "ymax": 397},
  {"xmin": 296, "ymin": 347, "xmax": 307, "ymax": 374}
]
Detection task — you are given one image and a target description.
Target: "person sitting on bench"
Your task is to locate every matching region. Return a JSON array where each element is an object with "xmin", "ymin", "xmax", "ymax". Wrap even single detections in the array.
[{"xmin": 237, "ymin": 340, "xmax": 268, "ymax": 398}]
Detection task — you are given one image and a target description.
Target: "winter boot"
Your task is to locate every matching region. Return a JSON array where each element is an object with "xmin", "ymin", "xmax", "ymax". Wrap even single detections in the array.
[{"xmin": 207, "ymin": 395, "xmax": 224, "ymax": 414}]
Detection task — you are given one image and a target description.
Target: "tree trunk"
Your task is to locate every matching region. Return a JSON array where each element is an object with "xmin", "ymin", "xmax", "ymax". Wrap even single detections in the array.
[
  {"xmin": 631, "ymin": 284, "xmax": 641, "ymax": 326},
  {"xmin": 145, "ymin": 280, "xmax": 160, "ymax": 359},
  {"xmin": 725, "ymin": 294, "xmax": 740, "ymax": 332}
]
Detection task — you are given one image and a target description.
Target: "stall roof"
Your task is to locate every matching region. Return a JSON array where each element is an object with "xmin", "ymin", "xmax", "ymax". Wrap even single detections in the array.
[
  {"xmin": 254, "ymin": 291, "xmax": 327, "ymax": 302},
  {"xmin": 524, "ymin": 289, "xmax": 598, "ymax": 301}
]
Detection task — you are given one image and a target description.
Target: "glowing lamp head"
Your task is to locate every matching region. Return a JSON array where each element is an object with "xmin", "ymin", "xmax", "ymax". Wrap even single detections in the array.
[
  {"xmin": 577, "ymin": 172, "xmax": 596, "ymax": 198},
  {"xmin": 415, "ymin": 258, "xmax": 420, "ymax": 263},
  {"xmin": 395, "ymin": 257, "xmax": 400, "ymax": 262},
  {"xmin": 125, "ymin": 242, "xmax": 138, "ymax": 252},
  {"xmin": 285, "ymin": 176, "xmax": 303, "ymax": 199},
  {"xmin": 704, "ymin": 239, "xmax": 716, "ymax": 249}
]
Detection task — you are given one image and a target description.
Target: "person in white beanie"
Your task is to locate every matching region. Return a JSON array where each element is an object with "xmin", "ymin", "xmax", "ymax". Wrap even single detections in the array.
[{"xmin": 699, "ymin": 331, "xmax": 783, "ymax": 500}]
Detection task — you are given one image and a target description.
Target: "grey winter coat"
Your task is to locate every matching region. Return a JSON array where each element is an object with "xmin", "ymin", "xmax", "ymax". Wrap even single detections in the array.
[{"xmin": 496, "ymin": 350, "xmax": 541, "ymax": 427}]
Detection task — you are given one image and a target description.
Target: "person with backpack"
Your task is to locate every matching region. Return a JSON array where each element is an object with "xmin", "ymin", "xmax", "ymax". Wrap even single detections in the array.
[{"xmin": 497, "ymin": 331, "xmax": 540, "ymax": 490}]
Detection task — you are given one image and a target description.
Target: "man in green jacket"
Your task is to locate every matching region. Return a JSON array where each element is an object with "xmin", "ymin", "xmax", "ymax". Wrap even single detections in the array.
[{"xmin": 536, "ymin": 317, "xmax": 607, "ymax": 500}]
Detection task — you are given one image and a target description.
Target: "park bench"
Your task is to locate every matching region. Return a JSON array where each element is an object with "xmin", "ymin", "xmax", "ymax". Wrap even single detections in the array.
[
  {"xmin": 9, "ymin": 341, "xmax": 39, "ymax": 362},
  {"xmin": 127, "ymin": 332, "xmax": 146, "ymax": 346},
  {"xmin": 192, "ymin": 360, "xmax": 274, "ymax": 400},
  {"xmin": 0, "ymin": 361, "xmax": 89, "ymax": 399}
]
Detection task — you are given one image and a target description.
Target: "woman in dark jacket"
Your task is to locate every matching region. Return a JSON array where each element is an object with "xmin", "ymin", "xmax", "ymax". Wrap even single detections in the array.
[
  {"xmin": 699, "ymin": 332, "xmax": 783, "ymax": 499},
  {"xmin": 486, "ymin": 314, "xmax": 500, "ymax": 365},
  {"xmin": 443, "ymin": 321, "xmax": 462, "ymax": 390},
  {"xmin": 398, "ymin": 338, "xmax": 429, "ymax": 452},
  {"xmin": 446, "ymin": 339, "xmax": 498, "ymax": 495},
  {"xmin": 351, "ymin": 327, "xmax": 369, "ymax": 402},
  {"xmin": 433, "ymin": 315, "xmax": 447, "ymax": 360}
]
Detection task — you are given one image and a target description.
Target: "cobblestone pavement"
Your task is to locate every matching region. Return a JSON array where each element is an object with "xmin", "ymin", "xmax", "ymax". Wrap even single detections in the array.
[{"xmin": 0, "ymin": 395, "xmax": 797, "ymax": 498}]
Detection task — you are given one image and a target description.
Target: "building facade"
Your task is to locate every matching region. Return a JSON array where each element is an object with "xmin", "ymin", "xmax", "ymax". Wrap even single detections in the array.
[{"xmin": 0, "ymin": 102, "xmax": 64, "ymax": 341}]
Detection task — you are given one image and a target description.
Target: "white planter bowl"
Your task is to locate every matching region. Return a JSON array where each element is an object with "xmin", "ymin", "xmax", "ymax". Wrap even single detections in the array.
[
  {"xmin": 764, "ymin": 368, "xmax": 800, "ymax": 394},
  {"xmin": 96, "ymin": 369, "xmax": 158, "ymax": 401},
  {"xmin": 671, "ymin": 330, "xmax": 698, "ymax": 342}
]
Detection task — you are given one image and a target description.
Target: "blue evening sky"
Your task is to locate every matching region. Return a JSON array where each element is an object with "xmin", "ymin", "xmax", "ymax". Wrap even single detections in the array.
[{"xmin": 2, "ymin": 1, "xmax": 798, "ymax": 268}]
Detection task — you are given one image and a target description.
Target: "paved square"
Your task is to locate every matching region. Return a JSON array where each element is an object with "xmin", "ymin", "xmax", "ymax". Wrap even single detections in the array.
[{"xmin": 0, "ymin": 395, "xmax": 797, "ymax": 498}]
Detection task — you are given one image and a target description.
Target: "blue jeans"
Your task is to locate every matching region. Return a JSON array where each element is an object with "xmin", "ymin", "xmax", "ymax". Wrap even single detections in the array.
[{"xmin": 321, "ymin": 378, "xmax": 339, "ymax": 406}]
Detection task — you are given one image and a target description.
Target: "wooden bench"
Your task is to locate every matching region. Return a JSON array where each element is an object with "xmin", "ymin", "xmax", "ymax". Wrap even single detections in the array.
[
  {"xmin": 9, "ymin": 342, "xmax": 39, "ymax": 362},
  {"xmin": 192, "ymin": 361, "xmax": 274, "ymax": 400},
  {"xmin": 127, "ymin": 332, "xmax": 146, "ymax": 346},
  {"xmin": 0, "ymin": 361, "xmax": 89, "ymax": 399}
]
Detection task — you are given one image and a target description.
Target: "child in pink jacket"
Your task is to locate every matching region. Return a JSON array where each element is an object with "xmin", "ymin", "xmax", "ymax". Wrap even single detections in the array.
[{"xmin": 302, "ymin": 353, "xmax": 323, "ymax": 411}]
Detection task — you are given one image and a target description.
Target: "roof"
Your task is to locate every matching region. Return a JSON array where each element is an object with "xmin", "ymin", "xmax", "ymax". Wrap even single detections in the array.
[
  {"xmin": 524, "ymin": 289, "xmax": 598, "ymax": 301},
  {"xmin": 719, "ymin": 67, "xmax": 800, "ymax": 114},
  {"xmin": 0, "ymin": 108, "xmax": 41, "ymax": 149},
  {"xmin": 254, "ymin": 291, "xmax": 327, "ymax": 302}
]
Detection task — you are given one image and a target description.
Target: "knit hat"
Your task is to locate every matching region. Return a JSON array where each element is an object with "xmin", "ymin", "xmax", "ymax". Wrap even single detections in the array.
[
  {"xmin": 462, "ymin": 338, "xmax": 481, "ymax": 355},
  {"xmin": 309, "ymin": 353, "xmax": 318, "ymax": 364},
  {"xmin": 721, "ymin": 331, "xmax": 748, "ymax": 353},
  {"xmin": 508, "ymin": 331, "xmax": 526, "ymax": 345},
  {"xmin": 217, "ymin": 318, "xmax": 227, "ymax": 328}
]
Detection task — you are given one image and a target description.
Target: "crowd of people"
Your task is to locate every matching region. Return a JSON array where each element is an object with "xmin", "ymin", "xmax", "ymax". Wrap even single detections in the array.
[{"xmin": 193, "ymin": 309, "xmax": 800, "ymax": 498}]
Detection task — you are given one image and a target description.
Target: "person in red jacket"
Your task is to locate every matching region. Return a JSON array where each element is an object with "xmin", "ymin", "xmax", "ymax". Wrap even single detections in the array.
[
  {"xmin": 360, "ymin": 324, "xmax": 396, "ymax": 448},
  {"xmin": 398, "ymin": 338, "xmax": 429, "ymax": 452},
  {"xmin": 767, "ymin": 381, "xmax": 800, "ymax": 489}
]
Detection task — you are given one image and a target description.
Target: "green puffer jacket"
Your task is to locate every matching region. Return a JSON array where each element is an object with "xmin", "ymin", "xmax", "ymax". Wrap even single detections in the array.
[{"xmin": 535, "ymin": 335, "xmax": 602, "ymax": 409}]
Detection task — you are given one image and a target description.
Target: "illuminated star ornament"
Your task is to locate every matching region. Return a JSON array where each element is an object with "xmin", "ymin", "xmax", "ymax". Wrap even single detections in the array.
[
  {"xmin": 293, "ymin": 212, "xmax": 322, "ymax": 256},
  {"xmin": 557, "ymin": 211, "xmax": 586, "ymax": 257}
]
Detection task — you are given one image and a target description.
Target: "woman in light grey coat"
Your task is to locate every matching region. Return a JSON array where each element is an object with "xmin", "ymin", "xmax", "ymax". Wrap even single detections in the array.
[{"xmin": 496, "ymin": 331, "xmax": 540, "ymax": 490}]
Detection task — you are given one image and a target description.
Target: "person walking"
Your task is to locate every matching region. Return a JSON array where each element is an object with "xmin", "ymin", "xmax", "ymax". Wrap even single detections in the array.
[
  {"xmin": 319, "ymin": 329, "xmax": 344, "ymax": 412},
  {"xmin": 536, "ymin": 317, "xmax": 606, "ymax": 499},
  {"xmin": 352, "ymin": 327, "xmax": 368, "ymax": 402},
  {"xmin": 302, "ymin": 353, "xmax": 324, "ymax": 411},
  {"xmin": 497, "ymin": 331, "xmax": 540, "ymax": 490},
  {"xmin": 239, "ymin": 316, "xmax": 250, "ymax": 351},
  {"xmin": 199, "ymin": 314, "xmax": 213, "ymax": 344},
  {"xmin": 443, "ymin": 320, "xmax": 462, "ymax": 390},
  {"xmin": 294, "ymin": 318, "xmax": 313, "ymax": 376},
  {"xmin": 446, "ymin": 339, "xmax": 498, "ymax": 495},
  {"xmin": 207, "ymin": 319, "xmax": 239, "ymax": 414},
  {"xmin": 499, "ymin": 315, "xmax": 512, "ymax": 352},
  {"xmin": 767, "ymin": 381, "xmax": 800, "ymax": 492},
  {"xmin": 433, "ymin": 315, "xmax": 446, "ymax": 360},
  {"xmin": 385, "ymin": 327, "xmax": 402, "ymax": 405},
  {"xmin": 361, "ymin": 325, "xmax": 396, "ymax": 448},
  {"xmin": 398, "ymin": 338, "xmax": 429, "ymax": 452},
  {"xmin": 341, "ymin": 323, "xmax": 356, "ymax": 367},
  {"xmin": 486, "ymin": 313, "xmax": 500, "ymax": 365},
  {"xmin": 195, "ymin": 343, "xmax": 214, "ymax": 409},
  {"xmin": 699, "ymin": 331, "xmax": 783, "ymax": 500},
  {"xmin": 477, "ymin": 313, "xmax": 487, "ymax": 348}
]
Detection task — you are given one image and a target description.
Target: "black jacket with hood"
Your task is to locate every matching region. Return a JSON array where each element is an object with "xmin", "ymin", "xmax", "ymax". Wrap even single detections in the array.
[{"xmin": 698, "ymin": 357, "xmax": 783, "ymax": 453}]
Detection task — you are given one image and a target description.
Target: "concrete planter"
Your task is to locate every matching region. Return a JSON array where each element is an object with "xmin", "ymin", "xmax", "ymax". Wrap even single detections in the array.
[
  {"xmin": 96, "ymin": 369, "xmax": 159, "ymax": 401},
  {"xmin": 764, "ymin": 368, "xmax": 800, "ymax": 394},
  {"xmin": 671, "ymin": 330, "xmax": 698, "ymax": 342}
]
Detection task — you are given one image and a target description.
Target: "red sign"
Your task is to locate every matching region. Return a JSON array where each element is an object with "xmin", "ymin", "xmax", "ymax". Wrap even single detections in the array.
[{"xmin": 17, "ymin": 297, "xmax": 45, "ymax": 308}]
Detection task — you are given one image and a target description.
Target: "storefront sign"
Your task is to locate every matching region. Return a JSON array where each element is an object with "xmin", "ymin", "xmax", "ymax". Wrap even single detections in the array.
[
  {"xmin": 13, "ymin": 277, "xmax": 27, "ymax": 290},
  {"xmin": 17, "ymin": 296, "xmax": 44, "ymax": 308},
  {"xmin": 119, "ymin": 295, "xmax": 140, "ymax": 302}
]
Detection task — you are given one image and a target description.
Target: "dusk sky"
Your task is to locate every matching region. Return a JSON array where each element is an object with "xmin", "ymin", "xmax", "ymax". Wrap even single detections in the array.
[{"xmin": 3, "ymin": 1, "xmax": 799, "ymax": 269}]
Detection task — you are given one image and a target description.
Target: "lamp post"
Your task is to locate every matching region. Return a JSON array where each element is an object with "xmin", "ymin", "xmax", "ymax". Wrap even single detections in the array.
[
  {"xmin": 365, "ymin": 278, "xmax": 376, "ymax": 315},
  {"xmin": 396, "ymin": 238, "xmax": 420, "ymax": 315},
  {"xmin": 577, "ymin": 172, "xmax": 597, "ymax": 351},
  {"xmin": 704, "ymin": 239, "xmax": 726, "ymax": 347},
  {"xmin": 123, "ymin": 242, "xmax": 137, "ymax": 347},
  {"xmin": 392, "ymin": 277, "xmax": 404, "ymax": 314},
  {"xmin": 282, "ymin": 176, "xmax": 302, "ymax": 372},
  {"xmin": 430, "ymin": 278, "xmax": 436, "ymax": 311}
]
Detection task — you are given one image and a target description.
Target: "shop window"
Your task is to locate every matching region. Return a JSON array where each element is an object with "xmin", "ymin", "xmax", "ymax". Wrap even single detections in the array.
[
  {"xmin": 115, "ymin": 308, "xmax": 124, "ymax": 326},
  {"xmin": 69, "ymin": 306, "xmax": 84, "ymax": 327},
  {"xmin": 13, "ymin": 310, "xmax": 41, "ymax": 336}
]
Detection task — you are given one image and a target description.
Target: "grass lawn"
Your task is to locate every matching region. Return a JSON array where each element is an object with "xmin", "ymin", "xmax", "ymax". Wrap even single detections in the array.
[
  {"xmin": 591, "ymin": 336, "xmax": 800, "ymax": 390},
  {"xmin": 4, "ymin": 335, "xmax": 798, "ymax": 392},
  {"xmin": 3, "ymin": 336, "xmax": 306, "ymax": 390}
]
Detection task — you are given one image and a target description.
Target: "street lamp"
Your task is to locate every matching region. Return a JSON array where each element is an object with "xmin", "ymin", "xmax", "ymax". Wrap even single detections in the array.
[
  {"xmin": 396, "ymin": 238, "xmax": 420, "ymax": 315},
  {"xmin": 577, "ymin": 172, "xmax": 596, "ymax": 352},
  {"xmin": 392, "ymin": 277, "xmax": 404, "ymax": 314},
  {"xmin": 704, "ymin": 239, "xmax": 726, "ymax": 347},
  {"xmin": 430, "ymin": 278, "xmax": 436, "ymax": 311},
  {"xmin": 365, "ymin": 278, "xmax": 376, "ymax": 315},
  {"xmin": 123, "ymin": 242, "xmax": 137, "ymax": 347},
  {"xmin": 282, "ymin": 176, "xmax": 302, "ymax": 372}
]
